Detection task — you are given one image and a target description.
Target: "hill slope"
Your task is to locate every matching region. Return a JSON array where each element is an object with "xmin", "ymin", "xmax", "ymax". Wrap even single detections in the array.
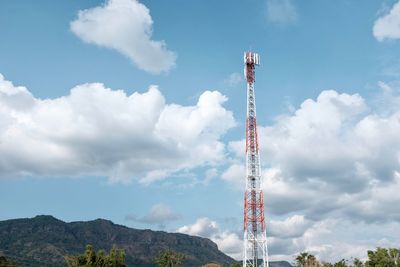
[{"xmin": 0, "ymin": 215, "xmax": 235, "ymax": 267}]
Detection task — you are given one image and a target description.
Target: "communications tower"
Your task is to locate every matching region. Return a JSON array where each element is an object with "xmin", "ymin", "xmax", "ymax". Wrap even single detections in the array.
[{"xmin": 242, "ymin": 52, "xmax": 269, "ymax": 267}]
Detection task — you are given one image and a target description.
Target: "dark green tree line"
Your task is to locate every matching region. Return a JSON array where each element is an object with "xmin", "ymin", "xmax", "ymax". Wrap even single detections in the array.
[
  {"xmin": 0, "ymin": 256, "xmax": 18, "ymax": 267},
  {"xmin": 294, "ymin": 248, "xmax": 400, "ymax": 267},
  {"xmin": 366, "ymin": 248, "xmax": 399, "ymax": 267},
  {"xmin": 154, "ymin": 249, "xmax": 185, "ymax": 267},
  {"xmin": 64, "ymin": 244, "xmax": 126, "ymax": 267}
]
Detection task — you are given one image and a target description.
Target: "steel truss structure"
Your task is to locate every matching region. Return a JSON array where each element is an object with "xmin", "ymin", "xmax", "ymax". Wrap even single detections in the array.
[{"xmin": 243, "ymin": 51, "xmax": 269, "ymax": 267}]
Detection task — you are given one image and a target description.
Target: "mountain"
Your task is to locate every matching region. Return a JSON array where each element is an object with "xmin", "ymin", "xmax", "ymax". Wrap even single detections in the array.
[
  {"xmin": 0, "ymin": 215, "xmax": 292, "ymax": 267},
  {"xmin": 265, "ymin": 261, "xmax": 292, "ymax": 267},
  {"xmin": 0, "ymin": 215, "xmax": 235, "ymax": 267}
]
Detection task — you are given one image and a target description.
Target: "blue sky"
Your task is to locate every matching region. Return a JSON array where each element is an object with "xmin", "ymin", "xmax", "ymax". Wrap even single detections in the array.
[{"xmin": 1, "ymin": 0, "xmax": 400, "ymax": 262}]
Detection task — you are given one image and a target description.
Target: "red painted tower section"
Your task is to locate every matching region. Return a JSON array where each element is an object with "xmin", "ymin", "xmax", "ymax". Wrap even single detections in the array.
[{"xmin": 243, "ymin": 52, "xmax": 269, "ymax": 267}]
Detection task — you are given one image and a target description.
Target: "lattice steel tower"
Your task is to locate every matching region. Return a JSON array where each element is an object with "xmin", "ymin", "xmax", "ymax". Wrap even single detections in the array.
[{"xmin": 242, "ymin": 52, "xmax": 269, "ymax": 267}]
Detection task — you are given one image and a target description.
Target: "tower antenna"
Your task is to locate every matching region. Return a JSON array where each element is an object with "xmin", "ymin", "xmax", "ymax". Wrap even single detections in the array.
[{"xmin": 242, "ymin": 51, "xmax": 269, "ymax": 267}]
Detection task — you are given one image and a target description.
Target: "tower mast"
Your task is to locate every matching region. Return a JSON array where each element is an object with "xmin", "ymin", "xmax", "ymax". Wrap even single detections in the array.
[{"xmin": 243, "ymin": 52, "xmax": 269, "ymax": 267}]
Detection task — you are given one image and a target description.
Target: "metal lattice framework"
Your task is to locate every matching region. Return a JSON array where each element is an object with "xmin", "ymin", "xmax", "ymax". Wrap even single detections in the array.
[{"xmin": 243, "ymin": 51, "xmax": 269, "ymax": 267}]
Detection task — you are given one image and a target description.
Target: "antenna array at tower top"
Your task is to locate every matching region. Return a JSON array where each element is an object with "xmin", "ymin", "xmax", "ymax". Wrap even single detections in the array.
[{"xmin": 244, "ymin": 52, "xmax": 260, "ymax": 65}]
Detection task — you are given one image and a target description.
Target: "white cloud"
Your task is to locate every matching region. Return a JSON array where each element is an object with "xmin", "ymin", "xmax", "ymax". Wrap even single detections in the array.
[
  {"xmin": 177, "ymin": 217, "xmax": 219, "ymax": 237},
  {"xmin": 276, "ymin": 218, "xmax": 400, "ymax": 262},
  {"xmin": 269, "ymin": 215, "xmax": 312, "ymax": 238},
  {"xmin": 263, "ymin": 217, "xmax": 400, "ymax": 262},
  {"xmin": 125, "ymin": 203, "xmax": 180, "ymax": 228},
  {"xmin": 177, "ymin": 217, "xmax": 242, "ymax": 260},
  {"xmin": 177, "ymin": 216, "xmax": 317, "ymax": 261},
  {"xmin": 223, "ymin": 85, "xmax": 400, "ymax": 261},
  {"xmin": 373, "ymin": 0, "xmax": 400, "ymax": 41},
  {"xmin": 70, "ymin": 0, "xmax": 176, "ymax": 73},
  {"xmin": 376, "ymin": 81, "xmax": 400, "ymax": 111},
  {"xmin": 211, "ymin": 231, "xmax": 243, "ymax": 260},
  {"xmin": 176, "ymin": 216, "xmax": 394, "ymax": 263},
  {"xmin": 203, "ymin": 167, "xmax": 218, "ymax": 185},
  {"xmin": 221, "ymin": 163, "xmax": 245, "ymax": 188},
  {"xmin": 225, "ymin": 73, "xmax": 243, "ymax": 87},
  {"xmin": 227, "ymin": 88, "xmax": 400, "ymax": 222},
  {"xmin": 0, "ymin": 73, "xmax": 235, "ymax": 183},
  {"xmin": 266, "ymin": 0, "xmax": 297, "ymax": 25}
]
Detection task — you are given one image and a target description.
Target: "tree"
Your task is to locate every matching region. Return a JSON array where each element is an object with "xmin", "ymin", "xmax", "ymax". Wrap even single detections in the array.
[
  {"xmin": 64, "ymin": 244, "xmax": 126, "ymax": 267},
  {"xmin": 0, "ymin": 256, "xmax": 18, "ymax": 267},
  {"xmin": 366, "ymin": 248, "xmax": 400, "ymax": 267},
  {"xmin": 333, "ymin": 259, "xmax": 348, "ymax": 267},
  {"xmin": 388, "ymin": 249, "xmax": 400, "ymax": 267},
  {"xmin": 154, "ymin": 249, "xmax": 185, "ymax": 267},
  {"xmin": 295, "ymin": 252, "xmax": 310, "ymax": 267},
  {"xmin": 307, "ymin": 254, "xmax": 321, "ymax": 267},
  {"xmin": 353, "ymin": 258, "xmax": 364, "ymax": 267},
  {"xmin": 295, "ymin": 252, "xmax": 321, "ymax": 267}
]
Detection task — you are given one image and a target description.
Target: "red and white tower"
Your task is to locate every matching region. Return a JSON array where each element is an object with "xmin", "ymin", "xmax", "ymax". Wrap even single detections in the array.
[{"xmin": 243, "ymin": 51, "xmax": 269, "ymax": 267}]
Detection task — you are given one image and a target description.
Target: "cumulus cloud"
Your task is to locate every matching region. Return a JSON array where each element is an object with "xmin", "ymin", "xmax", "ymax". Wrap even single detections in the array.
[
  {"xmin": 177, "ymin": 217, "xmax": 242, "ymax": 259},
  {"xmin": 269, "ymin": 215, "xmax": 312, "ymax": 238},
  {"xmin": 177, "ymin": 217, "xmax": 377, "ymax": 262},
  {"xmin": 373, "ymin": 0, "xmax": 400, "ymax": 41},
  {"xmin": 125, "ymin": 203, "xmax": 180, "ymax": 229},
  {"xmin": 269, "ymin": 218, "xmax": 400, "ymax": 262},
  {"xmin": 203, "ymin": 167, "xmax": 218, "ymax": 185},
  {"xmin": 70, "ymin": 0, "xmax": 176, "ymax": 73},
  {"xmin": 227, "ymin": 88, "xmax": 400, "ymax": 223},
  {"xmin": 222, "ymin": 85, "xmax": 400, "ymax": 261},
  {"xmin": 266, "ymin": 0, "xmax": 297, "ymax": 25},
  {"xmin": 176, "ymin": 216, "xmax": 313, "ymax": 261},
  {"xmin": 0, "ymin": 73, "xmax": 235, "ymax": 183},
  {"xmin": 221, "ymin": 163, "xmax": 245, "ymax": 188},
  {"xmin": 177, "ymin": 217, "xmax": 219, "ymax": 237}
]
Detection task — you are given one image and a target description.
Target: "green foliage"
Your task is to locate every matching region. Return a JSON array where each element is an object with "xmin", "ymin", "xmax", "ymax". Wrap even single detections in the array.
[
  {"xmin": 294, "ymin": 253, "xmax": 349, "ymax": 267},
  {"xmin": 295, "ymin": 252, "xmax": 310, "ymax": 267},
  {"xmin": 307, "ymin": 254, "xmax": 320, "ymax": 267},
  {"xmin": 333, "ymin": 259, "xmax": 348, "ymax": 267},
  {"xmin": 294, "ymin": 248, "xmax": 400, "ymax": 267},
  {"xmin": 0, "ymin": 256, "xmax": 18, "ymax": 267},
  {"xmin": 64, "ymin": 244, "xmax": 126, "ymax": 267},
  {"xmin": 353, "ymin": 258, "xmax": 364, "ymax": 267},
  {"xmin": 154, "ymin": 249, "xmax": 185, "ymax": 267},
  {"xmin": 294, "ymin": 252, "xmax": 320, "ymax": 267},
  {"xmin": 366, "ymin": 248, "xmax": 400, "ymax": 267}
]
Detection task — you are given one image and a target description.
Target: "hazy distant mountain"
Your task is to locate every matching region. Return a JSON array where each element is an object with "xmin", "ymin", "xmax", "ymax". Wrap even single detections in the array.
[
  {"xmin": 0, "ymin": 215, "xmax": 292, "ymax": 267},
  {"xmin": 271, "ymin": 262, "xmax": 292, "ymax": 267}
]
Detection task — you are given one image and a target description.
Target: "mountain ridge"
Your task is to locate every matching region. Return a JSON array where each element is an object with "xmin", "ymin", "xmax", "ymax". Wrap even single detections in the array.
[{"xmin": 0, "ymin": 215, "xmax": 291, "ymax": 267}]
